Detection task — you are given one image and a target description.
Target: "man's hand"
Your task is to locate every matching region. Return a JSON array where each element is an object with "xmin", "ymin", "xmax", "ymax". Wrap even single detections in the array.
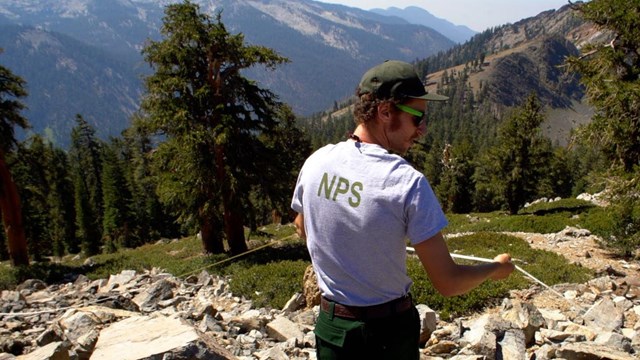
[
  {"xmin": 490, "ymin": 253, "xmax": 515, "ymax": 280},
  {"xmin": 294, "ymin": 213, "xmax": 306, "ymax": 240}
]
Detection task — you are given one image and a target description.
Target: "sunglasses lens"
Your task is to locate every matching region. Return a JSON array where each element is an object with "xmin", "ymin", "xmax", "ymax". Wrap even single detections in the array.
[{"xmin": 395, "ymin": 104, "xmax": 425, "ymax": 128}]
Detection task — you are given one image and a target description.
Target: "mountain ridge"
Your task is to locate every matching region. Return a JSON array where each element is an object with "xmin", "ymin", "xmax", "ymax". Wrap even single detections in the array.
[
  {"xmin": 0, "ymin": 24, "xmax": 142, "ymax": 143},
  {"xmin": 0, "ymin": 0, "xmax": 456, "ymax": 145},
  {"xmin": 0, "ymin": 1, "xmax": 605, "ymax": 147},
  {"xmin": 420, "ymin": 3, "xmax": 609, "ymax": 146},
  {"xmin": 370, "ymin": 6, "xmax": 477, "ymax": 43},
  {"xmin": 321, "ymin": 4, "xmax": 604, "ymax": 147}
]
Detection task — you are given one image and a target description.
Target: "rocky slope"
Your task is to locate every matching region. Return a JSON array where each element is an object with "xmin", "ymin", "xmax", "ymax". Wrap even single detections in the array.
[{"xmin": 0, "ymin": 224, "xmax": 639, "ymax": 359}]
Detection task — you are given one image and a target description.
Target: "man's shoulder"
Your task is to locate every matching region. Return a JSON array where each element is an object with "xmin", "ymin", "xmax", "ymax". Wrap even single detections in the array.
[{"xmin": 307, "ymin": 142, "xmax": 340, "ymax": 160}]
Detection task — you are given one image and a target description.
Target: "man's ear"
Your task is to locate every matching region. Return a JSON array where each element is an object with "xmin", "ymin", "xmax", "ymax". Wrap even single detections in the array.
[{"xmin": 377, "ymin": 102, "xmax": 393, "ymax": 124}]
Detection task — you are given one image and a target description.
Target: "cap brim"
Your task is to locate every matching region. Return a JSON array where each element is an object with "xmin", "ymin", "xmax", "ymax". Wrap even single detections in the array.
[{"xmin": 410, "ymin": 93, "xmax": 449, "ymax": 102}]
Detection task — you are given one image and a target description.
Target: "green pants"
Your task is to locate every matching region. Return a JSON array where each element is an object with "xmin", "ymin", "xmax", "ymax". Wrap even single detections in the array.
[{"xmin": 314, "ymin": 303, "xmax": 420, "ymax": 360}]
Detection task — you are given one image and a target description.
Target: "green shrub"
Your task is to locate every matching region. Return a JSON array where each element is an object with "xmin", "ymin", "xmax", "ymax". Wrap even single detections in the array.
[
  {"xmin": 518, "ymin": 198, "xmax": 594, "ymax": 215},
  {"xmin": 579, "ymin": 207, "xmax": 614, "ymax": 241},
  {"xmin": 445, "ymin": 212, "xmax": 581, "ymax": 234},
  {"xmin": 228, "ymin": 260, "xmax": 310, "ymax": 309},
  {"xmin": 606, "ymin": 198, "xmax": 640, "ymax": 257},
  {"xmin": 0, "ymin": 263, "xmax": 17, "ymax": 291}
]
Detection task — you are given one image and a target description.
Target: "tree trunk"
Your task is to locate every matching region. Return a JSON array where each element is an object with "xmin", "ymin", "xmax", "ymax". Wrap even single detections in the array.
[
  {"xmin": 0, "ymin": 151, "xmax": 29, "ymax": 266},
  {"xmin": 225, "ymin": 207, "xmax": 247, "ymax": 255},
  {"xmin": 200, "ymin": 216, "xmax": 224, "ymax": 254},
  {"xmin": 207, "ymin": 52, "xmax": 247, "ymax": 255},
  {"xmin": 214, "ymin": 145, "xmax": 247, "ymax": 255}
]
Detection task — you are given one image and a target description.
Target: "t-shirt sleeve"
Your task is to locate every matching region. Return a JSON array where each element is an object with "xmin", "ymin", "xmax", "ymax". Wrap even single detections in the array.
[
  {"xmin": 291, "ymin": 168, "xmax": 304, "ymax": 214},
  {"xmin": 405, "ymin": 176, "xmax": 448, "ymax": 245}
]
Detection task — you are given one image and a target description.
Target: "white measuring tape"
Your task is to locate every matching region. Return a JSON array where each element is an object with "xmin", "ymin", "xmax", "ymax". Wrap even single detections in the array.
[{"xmin": 406, "ymin": 247, "xmax": 566, "ymax": 299}]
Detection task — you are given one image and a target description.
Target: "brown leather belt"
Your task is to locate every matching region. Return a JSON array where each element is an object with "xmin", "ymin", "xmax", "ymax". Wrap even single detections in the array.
[{"xmin": 320, "ymin": 295, "xmax": 413, "ymax": 320}]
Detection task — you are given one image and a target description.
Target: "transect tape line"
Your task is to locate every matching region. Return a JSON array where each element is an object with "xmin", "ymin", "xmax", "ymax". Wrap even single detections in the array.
[{"xmin": 406, "ymin": 247, "xmax": 567, "ymax": 301}]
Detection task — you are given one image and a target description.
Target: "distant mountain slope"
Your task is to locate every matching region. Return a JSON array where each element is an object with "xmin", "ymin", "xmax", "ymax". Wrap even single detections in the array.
[
  {"xmin": 0, "ymin": 0, "xmax": 455, "ymax": 145},
  {"xmin": 418, "ymin": 4, "xmax": 609, "ymax": 146},
  {"xmin": 370, "ymin": 6, "xmax": 477, "ymax": 43},
  {"xmin": 482, "ymin": 36, "xmax": 583, "ymax": 108},
  {"xmin": 0, "ymin": 0, "xmax": 164, "ymax": 62},
  {"xmin": 318, "ymin": 4, "xmax": 607, "ymax": 147},
  {"xmin": 0, "ymin": 25, "xmax": 142, "ymax": 144},
  {"xmin": 223, "ymin": 0, "xmax": 454, "ymax": 115}
]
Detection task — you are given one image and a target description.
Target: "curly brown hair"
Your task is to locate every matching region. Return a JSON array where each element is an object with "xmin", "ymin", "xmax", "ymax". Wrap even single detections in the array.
[{"xmin": 353, "ymin": 93, "xmax": 403, "ymax": 126}]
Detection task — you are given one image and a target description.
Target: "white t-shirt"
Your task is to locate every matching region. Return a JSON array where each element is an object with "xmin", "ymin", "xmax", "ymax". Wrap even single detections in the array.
[{"xmin": 291, "ymin": 140, "xmax": 447, "ymax": 306}]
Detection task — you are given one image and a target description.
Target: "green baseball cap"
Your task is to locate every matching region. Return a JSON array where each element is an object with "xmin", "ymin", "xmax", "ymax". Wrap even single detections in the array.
[{"xmin": 358, "ymin": 60, "xmax": 448, "ymax": 101}]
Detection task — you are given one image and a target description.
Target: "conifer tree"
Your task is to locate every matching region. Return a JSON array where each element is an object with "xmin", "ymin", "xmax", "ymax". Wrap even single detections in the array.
[
  {"xmin": 121, "ymin": 124, "xmax": 178, "ymax": 243},
  {"xmin": 101, "ymin": 139, "xmax": 134, "ymax": 252},
  {"xmin": 251, "ymin": 106, "xmax": 311, "ymax": 227},
  {"xmin": 0, "ymin": 55, "xmax": 29, "ymax": 266},
  {"xmin": 567, "ymin": 0, "xmax": 640, "ymax": 172},
  {"xmin": 47, "ymin": 145, "xmax": 77, "ymax": 256},
  {"xmin": 420, "ymin": 139, "xmax": 445, "ymax": 191},
  {"xmin": 478, "ymin": 94, "xmax": 550, "ymax": 214},
  {"xmin": 566, "ymin": 0, "xmax": 640, "ymax": 255},
  {"xmin": 436, "ymin": 139, "xmax": 476, "ymax": 213},
  {"xmin": 69, "ymin": 115, "xmax": 103, "ymax": 255},
  {"xmin": 11, "ymin": 136, "xmax": 50, "ymax": 261},
  {"xmin": 139, "ymin": 2, "xmax": 294, "ymax": 254},
  {"xmin": 6, "ymin": 135, "xmax": 77, "ymax": 259}
]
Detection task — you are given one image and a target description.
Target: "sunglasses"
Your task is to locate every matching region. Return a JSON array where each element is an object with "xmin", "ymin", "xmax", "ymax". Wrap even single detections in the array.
[{"xmin": 395, "ymin": 104, "xmax": 426, "ymax": 127}]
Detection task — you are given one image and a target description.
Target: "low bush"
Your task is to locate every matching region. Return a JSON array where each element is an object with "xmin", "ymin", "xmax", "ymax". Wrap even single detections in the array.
[
  {"xmin": 518, "ymin": 198, "xmax": 594, "ymax": 215},
  {"xmin": 602, "ymin": 199, "xmax": 640, "ymax": 257},
  {"xmin": 446, "ymin": 212, "xmax": 581, "ymax": 234},
  {"xmin": 579, "ymin": 207, "xmax": 614, "ymax": 240},
  {"xmin": 227, "ymin": 260, "xmax": 309, "ymax": 309},
  {"xmin": 0, "ymin": 264, "xmax": 17, "ymax": 290}
]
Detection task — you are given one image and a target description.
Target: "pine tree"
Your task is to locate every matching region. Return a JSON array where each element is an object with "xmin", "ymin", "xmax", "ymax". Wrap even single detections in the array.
[
  {"xmin": 6, "ymin": 135, "xmax": 77, "ymax": 259},
  {"xmin": 69, "ymin": 115, "xmax": 103, "ymax": 255},
  {"xmin": 566, "ymin": 0, "xmax": 640, "ymax": 256},
  {"xmin": 436, "ymin": 139, "xmax": 476, "ymax": 213},
  {"xmin": 252, "ymin": 106, "xmax": 311, "ymax": 226},
  {"xmin": 139, "ymin": 2, "xmax": 295, "ymax": 255},
  {"xmin": 567, "ymin": 0, "xmax": 640, "ymax": 172},
  {"xmin": 122, "ymin": 124, "xmax": 179, "ymax": 243},
  {"xmin": 11, "ymin": 136, "xmax": 51, "ymax": 261},
  {"xmin": 101, "ymin": 139, "xmax": 134, "ymax": 252},
  {"xmin": 480, "ymin": 94, "xmax": 551, "ymax": 214},
  {"xmin": 47, "ymin": 145, "xmax": 77, "ymax": 256},
  {"xmin": 0, "ymin": 53, "xmax": 30, "ymax": 266}
]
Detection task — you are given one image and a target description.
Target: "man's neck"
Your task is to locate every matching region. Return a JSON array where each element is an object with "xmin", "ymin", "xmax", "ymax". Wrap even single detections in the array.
[{"xmin": 352, "ymin": 124, "xmax": 388, "ymax": 150}]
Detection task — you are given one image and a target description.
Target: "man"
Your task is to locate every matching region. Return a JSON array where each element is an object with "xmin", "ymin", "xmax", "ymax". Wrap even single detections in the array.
[{"xmin": 291, "ymin": 60, "xmax": 514, "ymax": 359}]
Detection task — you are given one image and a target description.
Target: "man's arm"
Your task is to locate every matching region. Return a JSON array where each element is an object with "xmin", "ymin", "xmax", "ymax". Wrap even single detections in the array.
[
  {"xmin": 414, "ymin": 232, "xmax": 514, "ymax": 297},
  {"xmin": 294, "ymin": 213, "xmax": 306, "ymax": 240}
]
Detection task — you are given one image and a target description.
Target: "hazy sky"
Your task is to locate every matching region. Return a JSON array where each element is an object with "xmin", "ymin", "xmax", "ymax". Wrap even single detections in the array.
[{"xmin": 320, "ymin": 0, "xmax": 573, "ymax": 32}]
